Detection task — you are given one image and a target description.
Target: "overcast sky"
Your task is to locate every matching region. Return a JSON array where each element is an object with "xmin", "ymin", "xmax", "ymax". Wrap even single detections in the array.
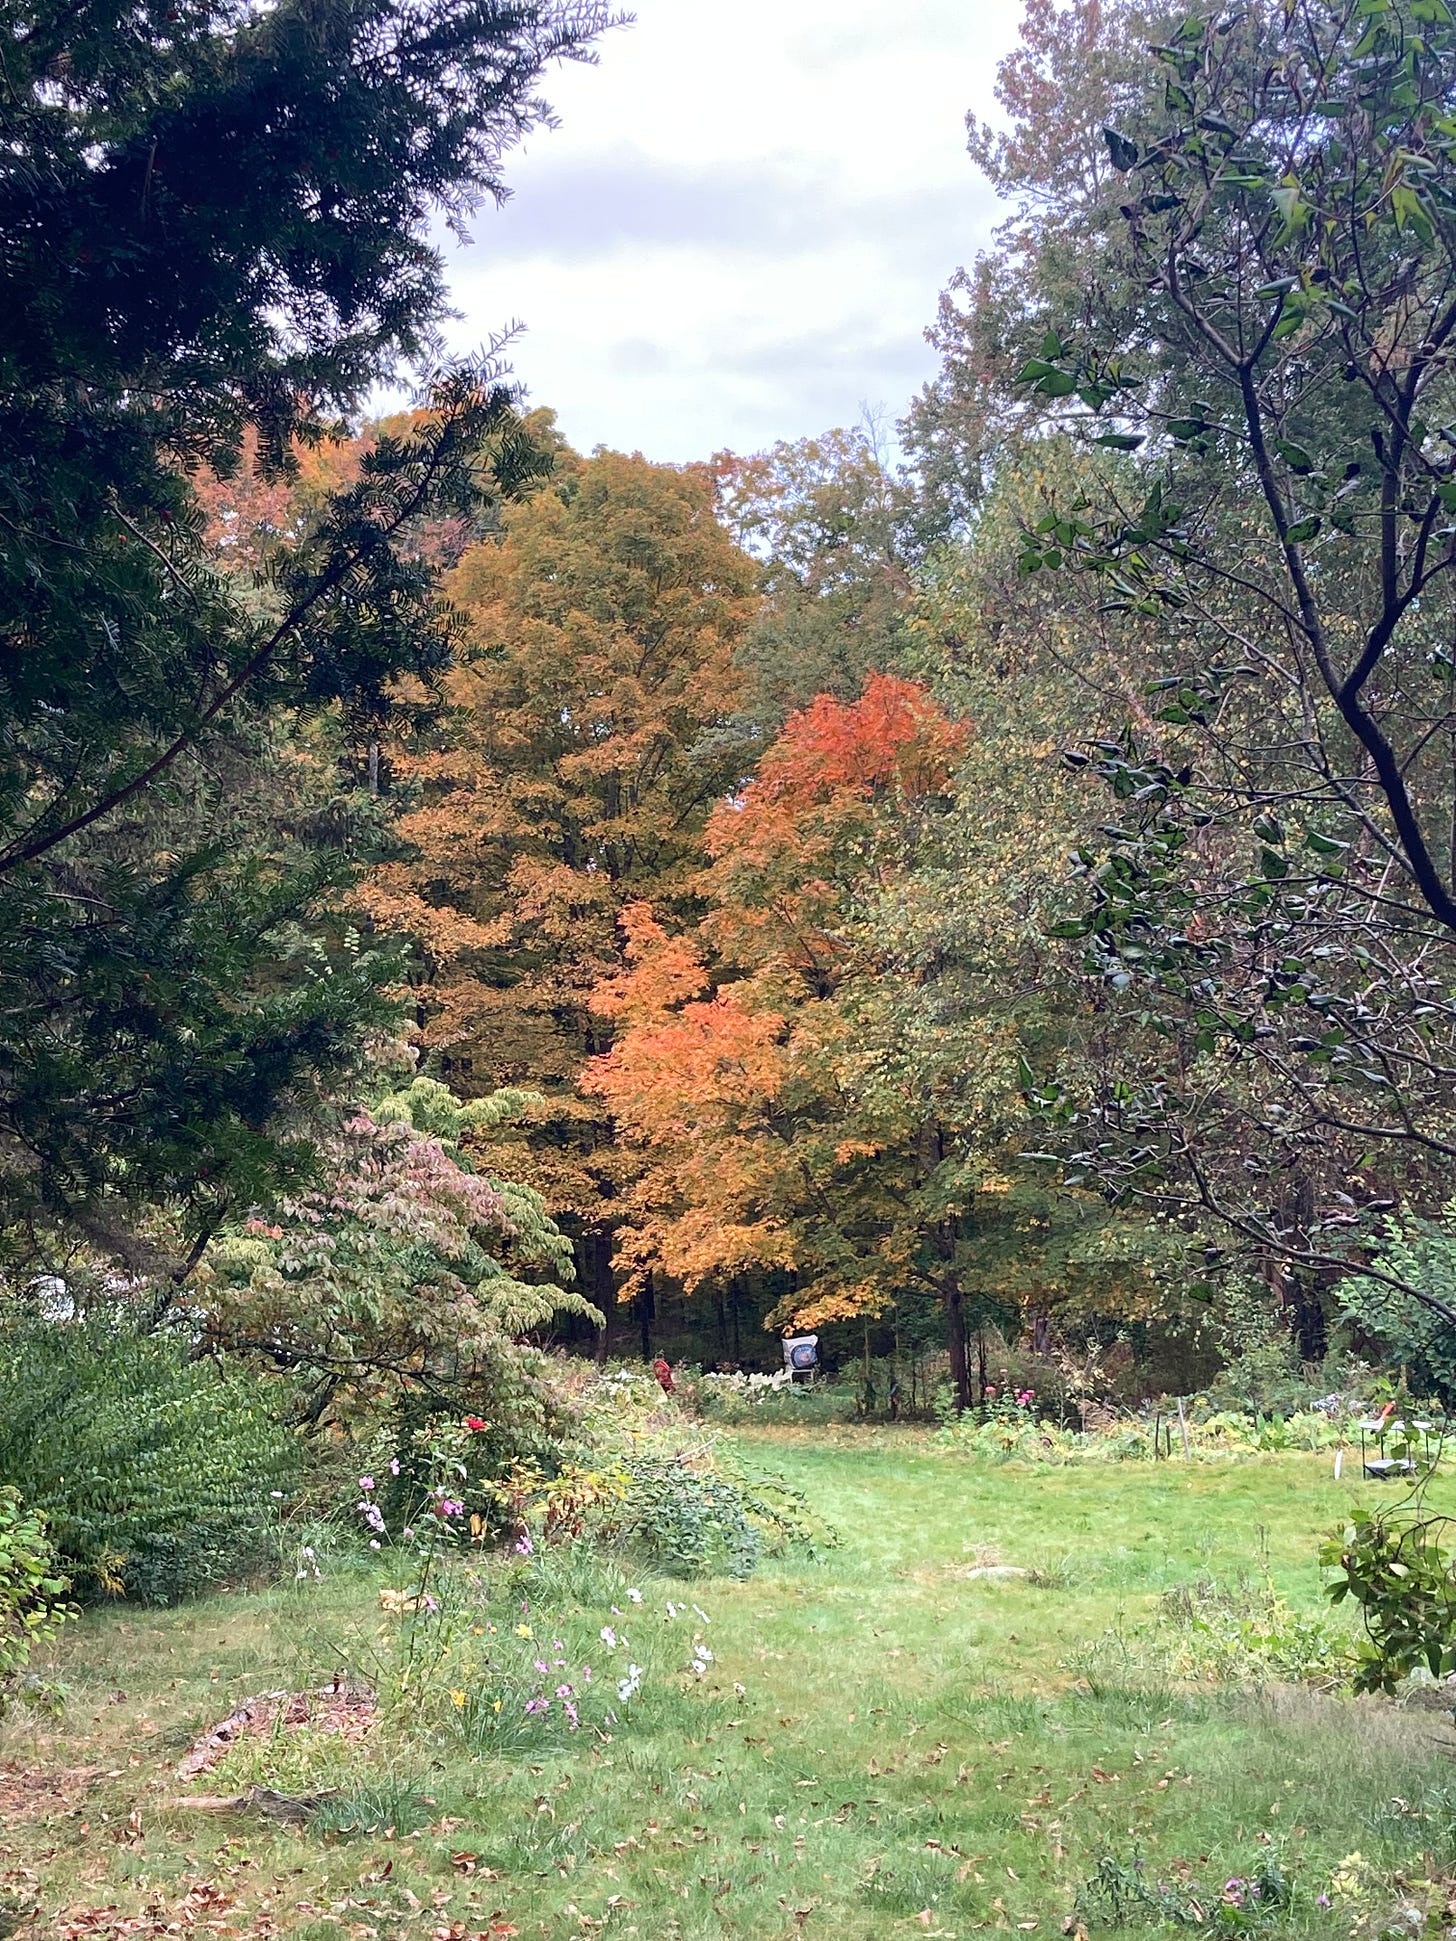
[{"xmin": 437, "ymin": 0, "xmax": 1025, "ymax": 464}]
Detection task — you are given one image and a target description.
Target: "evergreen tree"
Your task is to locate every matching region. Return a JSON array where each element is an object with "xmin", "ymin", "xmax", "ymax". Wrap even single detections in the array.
[{"xmin": 0, "ymin": 0, "xmax": 609, "ymax": 1265}]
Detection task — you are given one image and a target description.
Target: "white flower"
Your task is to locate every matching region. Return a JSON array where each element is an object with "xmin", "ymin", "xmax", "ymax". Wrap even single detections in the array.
[
  {"xmin": 599, "ymin": 1625, "xmax": 617, "ymax": 1649},
  {"xmin": 616, "ymin": 1663, "xmax": 644, "ymax": 1702},
  {"xmin": 625, "ymin": 1588, "xmax": 642, "ymax": 1604}
]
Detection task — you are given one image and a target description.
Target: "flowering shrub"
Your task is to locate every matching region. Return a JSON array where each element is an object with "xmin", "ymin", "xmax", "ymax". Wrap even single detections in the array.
[
  {"xmin": 1077, "ymin": 1850, "xmax": 1291, "ymax": 1931},
  {"xmin": 698, "ymin": 1369, "xmax": 793, "ymax": 1406}
]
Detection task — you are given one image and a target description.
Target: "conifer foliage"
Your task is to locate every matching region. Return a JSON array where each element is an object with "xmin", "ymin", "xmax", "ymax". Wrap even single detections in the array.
[{"xmin": 0, "ymin": 0, "xmax": 610, "ymax": 1261}]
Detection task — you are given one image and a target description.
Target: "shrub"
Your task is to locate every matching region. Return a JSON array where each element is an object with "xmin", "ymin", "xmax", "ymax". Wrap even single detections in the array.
[
  {"xmin": 618, "ymin": 1455, "xmax": 763, "ymax": 1577},
  {"xmin": 0, "ymin": 1321, "xmax": 299, "ymax": 1602},
  {"xmin": 612, "ymin": 1451, "xmax": 835, "ymax": 1579},
  {"xmin": 0, "ymin": 1486, "xmax": 73, "ymax": 1714}
]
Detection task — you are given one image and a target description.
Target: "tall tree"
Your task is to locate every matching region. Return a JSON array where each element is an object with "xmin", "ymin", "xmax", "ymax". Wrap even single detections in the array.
[
  {"xmin": 361, "ymin": 446, "xmax": 761, "ymax": 1323},
  {"xmin": 1004, "ymin": 0, "xmax": 1456, "ymax": 1331},
  {"xmin": 714, "ymin": 425, "xmax": 916, "ymax": 718},
  {"xmin": 583, "ymin": 675, "xmax": 1159, "ymax": 1406},
  {"xmin": 903, "ymin": 0, "xmax": 1163, "ymax": 531},
  {"xmin": 0, "ymin": 0, "xmax": 609, "ymax": 1264}
]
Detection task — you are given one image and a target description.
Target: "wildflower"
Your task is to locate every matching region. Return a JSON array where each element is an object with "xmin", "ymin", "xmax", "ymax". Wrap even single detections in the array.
[
  {"xmin": 301, "ymin": 1546, "xmax": 315, "ymax": 1559},
  {"xmin": 450, "ymin": 1689, "xmax": 466, "ymax": 1708},
  {"xmin": 516, "ymin": 1623, "xmax": 533, "ymax": 1639},
  {"xmin": 270, "ymin": 1489, "xmax": 285, "ymax": 1499},
  {"xmin": 464, "ymin": 1415, "xmax": 488, "ymax": 1432},
  {"xmin": 514, "ymin": 1532, "xmax": 534, "ymax": 1557},
  {"xmin": 524, "ymin": 1696, "xmax": 549, "ymax": 1716},
  {"xmin": 423, "ymin": 1593, "xmax": 439, "ymax": 1614},
  {"xmin": 582, "ymin": 1665, "xmax": 592, "ymax": 1682},
  {"xmin": 617, "ymin": 1664, "xmax": 643, "ymax": 1701},
  {"xmin": 733, "ymin": 1682, "xmax": 746, "ymax": 1699},
  {"xmin": 600, "ymin": 1625, "xmax": 618, "ymax": 1649},
  {"xmin": 358, "ymin": 1475, "xmax": 375, "ymax": 1492},
  {"xmin": 389, "ymin": 1458, "xmax": 401, "ymax": 1476},
  {"xmin": 625, "ymin": 1587, "xmax": 642, "ymax": 1604},
  {"xmin": 492, "ymin": 1698, "xmax": 502, "ymax": 1713},
  {"xmin": 563, "ymin": 1699, "xmax": 579, "ymax": 1729},
  {"xmin": 556, "ymin": 1683, "xmax": 574, "ymax": 1698},
  {"xmin": 1316, "ymin": 1896, "xmax": 1331, "ymax": 1911},
  {"xmin": 369, "ymin": 1539, "xmax": 381, "ymax": 1551},
  {"xmin": 534, "ymin": 1659, "xmax": 549, "ymax": 1675},
  {"xmin": 402, "ymin": 1526, "xmax": 415, "ymax": 1540},
  {"xmin": 435, "ymin": 1496, "xmax": 464, "ymax": 1518}
]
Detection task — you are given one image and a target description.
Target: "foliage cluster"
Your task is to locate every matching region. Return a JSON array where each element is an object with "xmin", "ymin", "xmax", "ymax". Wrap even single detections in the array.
[
  {"xmin": 0, "ymin": 1320, "xmax": 298, "ymax": 1603},
  {"xmin": 0, "ymin": 1486, "xmax": 74, "ymax": 1716}
]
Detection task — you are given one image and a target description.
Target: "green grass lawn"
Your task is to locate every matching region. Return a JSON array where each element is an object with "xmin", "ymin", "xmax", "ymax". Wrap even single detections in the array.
[{"xmin": 3, "ymin": 1427, "xmax": 1455, "ymax": 1939}]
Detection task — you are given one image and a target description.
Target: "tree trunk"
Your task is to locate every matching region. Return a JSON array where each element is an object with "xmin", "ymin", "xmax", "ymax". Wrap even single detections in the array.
[
  {"xmin": 945, "ymin": 1283, "xmax": 971, "ymax": 1413},
  {"xmin": 590, "ymin": 1229, "xmax": 614, "ymax": 1364},
  {"xmin": 639, "ymin": 1272, "xmax": 656, "ymax": 1362}
]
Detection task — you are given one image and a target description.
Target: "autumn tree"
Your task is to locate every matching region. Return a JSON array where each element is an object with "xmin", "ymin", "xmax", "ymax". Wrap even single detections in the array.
[
  {"xmin": 362, "ymin": 447, "xmax": 761, "ymax": 1324},
  {"xmin": 587, "ymin": 676, "xmax": 995, "ymax": 1406}
]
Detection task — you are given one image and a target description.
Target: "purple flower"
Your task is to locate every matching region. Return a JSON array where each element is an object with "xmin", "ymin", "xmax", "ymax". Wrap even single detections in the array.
[
  {"xmin": 534, "ymin": 1659, "xmax": 549, "ymax": 1674},
  {"xmin": 435, "ymin": 1497, "xmax": 464, "ymax": 1518},
  {"xmin": 524, "ymin": 1696, "xmax": 549, "ymax": 1716},
  {"xmin": 563, "ymin": 1699, "xmax": 579, "ymax": 1729},
  {"xmin": 1316, "ymin": 1894, "xmax": 1331, "ymax": 1909},
  {"xmin": 514, "ymin": 1532, "xmax": 534, "ymax": 1556},
  {"xmin": 423, "ymin": 1592, "xmax": 438, "ymax": 1614},
  {"xmin": 389, "ymin": 1458, "xmax": 400, "ymax": 1477},
  {"xmin": 358, "ymin": 1475, "xmax": 375, "ymax": 1491},
  {"xmin": 556, "ymin": 1683, "xmax": 574, "ymax": 1698}
]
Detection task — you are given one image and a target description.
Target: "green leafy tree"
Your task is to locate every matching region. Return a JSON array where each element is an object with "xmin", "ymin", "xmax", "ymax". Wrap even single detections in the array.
[{"xmin": 1005, "ymin": 0, "xmax": 1456, "ymax": 1330}]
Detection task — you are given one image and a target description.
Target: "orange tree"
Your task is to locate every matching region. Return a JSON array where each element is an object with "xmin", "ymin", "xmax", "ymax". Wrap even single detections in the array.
[
  {"xmin": 585, "ymin": 676, "xmax": 991, "ymax": 1404},
  {"xmin": 360, "ymin": 445, "xmax": 760, "ymax": 1322},
  {"xmin": 585, "ymin": 670, "xmax": 1174, "ymax": 1404}
]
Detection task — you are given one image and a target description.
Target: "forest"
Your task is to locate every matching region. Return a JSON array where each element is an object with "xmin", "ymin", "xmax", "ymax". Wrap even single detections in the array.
[{"xmin": 9, "ymin": 0, "xmax": 1456, "ymax": 1932}]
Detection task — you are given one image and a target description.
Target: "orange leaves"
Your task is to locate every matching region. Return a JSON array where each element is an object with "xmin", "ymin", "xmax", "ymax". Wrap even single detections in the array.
[
  {"xmin": 736, "ymin": 672, "xmax": 970, "ymax": 814},
  {"xmin": 580, "ymin": 680, "xmax": 971, "ymax": 1319},
  {"xmin": 701, "ymin": 675, "xmax": 968, "ymax": 986}
]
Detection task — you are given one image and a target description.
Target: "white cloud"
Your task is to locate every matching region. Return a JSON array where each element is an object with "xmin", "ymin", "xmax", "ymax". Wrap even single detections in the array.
[{"xmin": 435, "ymin": 0, "xmax": 1022, "ymax": 461}]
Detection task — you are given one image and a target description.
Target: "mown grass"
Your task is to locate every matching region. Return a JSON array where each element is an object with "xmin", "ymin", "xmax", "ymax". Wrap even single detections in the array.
[{"xmin": 3, "ymin": 1428, "xmax": 1455, "ymax": 1939}]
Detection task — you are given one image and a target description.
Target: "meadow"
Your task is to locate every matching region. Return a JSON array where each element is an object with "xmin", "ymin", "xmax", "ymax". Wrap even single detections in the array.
[{"xmin": 3, "ymin": 1427, "xmax": 1454, "ymax": 1941}]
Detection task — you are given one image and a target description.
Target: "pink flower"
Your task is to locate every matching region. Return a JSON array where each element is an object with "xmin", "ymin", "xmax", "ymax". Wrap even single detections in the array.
[{"xmin": 358, "ymin": 1475, "xmax": 375, "ymax": 1491}]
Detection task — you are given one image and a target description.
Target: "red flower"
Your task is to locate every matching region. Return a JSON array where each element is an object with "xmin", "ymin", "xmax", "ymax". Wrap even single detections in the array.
[{"xmin": 464, "ymin": 1415, "xmax": 488, "ymax": 1432}]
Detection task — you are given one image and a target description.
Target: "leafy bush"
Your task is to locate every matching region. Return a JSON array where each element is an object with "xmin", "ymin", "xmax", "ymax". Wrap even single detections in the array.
[
  {"xmin": 1336, "ymin": 1205, "xmax": 1456, "ymax": 1408},
  {"xmin": 607, "ymin": 1451, "xmax": 834, "ymax": 1579},
  {"xmin": 1323, "ymin": 1506, "xmax": 1456, "ymax": 1694},
  {"xmin": 617, "ymin": 1455, "xmax": 764, "ymax": 1577},
  {"xmin": 1077, "ymin": 1850, "xmax": 1290, "ymax": 1931},
  {"xmin": 0, "ymin": 1486, "xmax": 73, "ymax": 1714},
  {"xmin": 0, "ymin": 1321, "xmax": 299, "ymax": 1602}
]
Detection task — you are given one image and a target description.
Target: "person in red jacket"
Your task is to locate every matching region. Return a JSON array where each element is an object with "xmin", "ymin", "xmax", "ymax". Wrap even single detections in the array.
[{"xmin": 652, "ymin": 1356, "xmax": 674, "ymax": 1394}]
